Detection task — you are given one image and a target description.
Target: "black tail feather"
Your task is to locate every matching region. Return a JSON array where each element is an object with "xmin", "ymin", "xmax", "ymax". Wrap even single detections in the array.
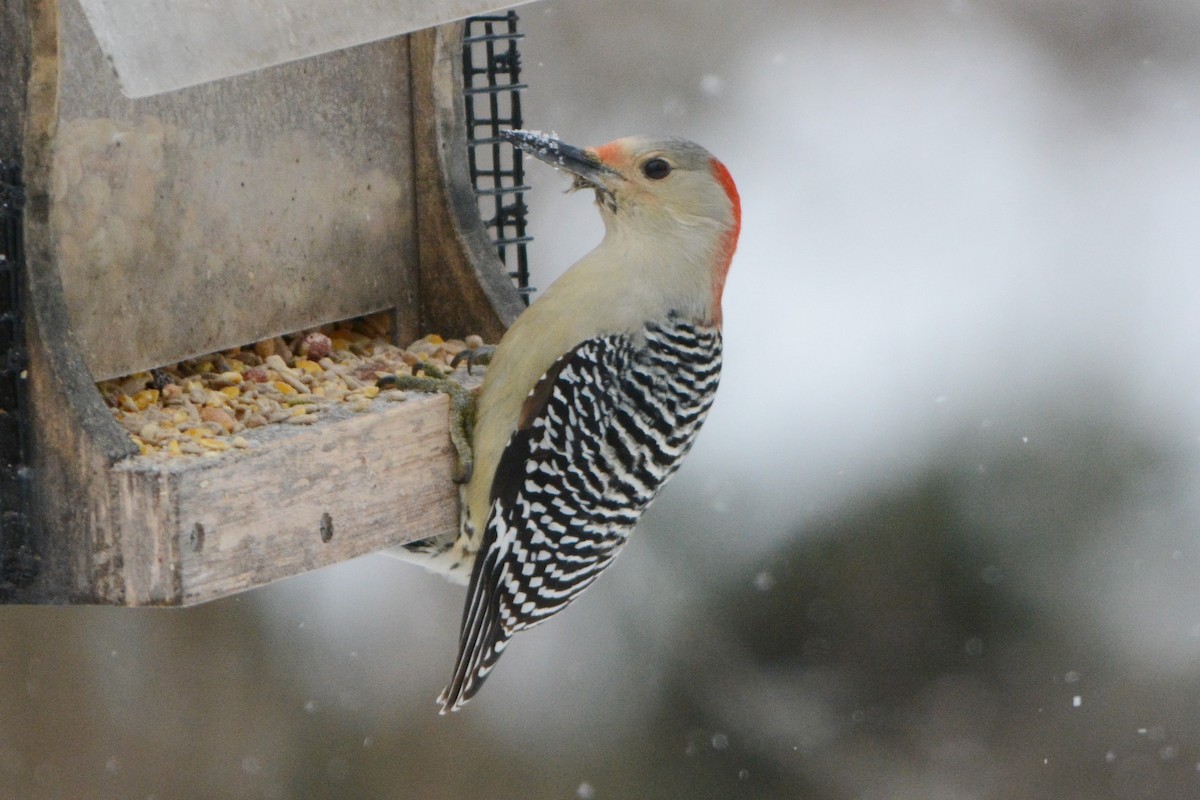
[{"xmin": 438, "ymin": 545, "xmax": 511, "ymax": 713}]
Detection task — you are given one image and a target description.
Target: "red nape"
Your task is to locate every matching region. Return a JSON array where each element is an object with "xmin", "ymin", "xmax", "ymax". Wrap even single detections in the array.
[
  {"xmin": 708, "ymin": 157, "xmax": 741, "ymax": 235},
  {"xmin": 708, "ymin": 157, "xmax": 741, "ymax": 324}
]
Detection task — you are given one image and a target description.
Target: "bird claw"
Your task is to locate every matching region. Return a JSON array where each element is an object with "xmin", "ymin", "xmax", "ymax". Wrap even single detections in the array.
[{"xmin": 451, "ymin": 345, "xmax": 497, "ymax": 376}]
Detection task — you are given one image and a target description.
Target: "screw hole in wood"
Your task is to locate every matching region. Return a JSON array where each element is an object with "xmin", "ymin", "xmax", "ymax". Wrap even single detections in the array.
[{"xmin": 190, "ymin": 522, "xmax": 205, "ymax": 553}]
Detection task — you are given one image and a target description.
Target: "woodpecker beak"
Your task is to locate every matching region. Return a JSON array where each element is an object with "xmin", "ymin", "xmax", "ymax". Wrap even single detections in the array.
[{"xmin": 501, "ymin": 130, "xmax": 619, "ymax": 195}]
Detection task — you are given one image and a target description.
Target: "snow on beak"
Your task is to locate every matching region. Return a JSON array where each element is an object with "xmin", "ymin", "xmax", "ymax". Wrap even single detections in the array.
[{"xmin": 501, "ymin": 129, "xmax": 619, "ymax": 193}]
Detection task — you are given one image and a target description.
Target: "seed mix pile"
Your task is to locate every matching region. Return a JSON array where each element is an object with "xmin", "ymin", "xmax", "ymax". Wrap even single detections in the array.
[{"xmin": 97, "ymin": 313, "xmax": 487, "ymax": 458}]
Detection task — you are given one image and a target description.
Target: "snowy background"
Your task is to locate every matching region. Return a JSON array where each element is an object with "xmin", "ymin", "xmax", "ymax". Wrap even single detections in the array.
[{"xmin": 5, "ymin": 0, "xmax": 1200, "ymax": 797}]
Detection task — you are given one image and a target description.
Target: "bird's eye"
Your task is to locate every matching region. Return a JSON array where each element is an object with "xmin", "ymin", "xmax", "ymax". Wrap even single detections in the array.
[{"xmin": 642, "ymin": 158, "xmax": 672, "ymax": 180}]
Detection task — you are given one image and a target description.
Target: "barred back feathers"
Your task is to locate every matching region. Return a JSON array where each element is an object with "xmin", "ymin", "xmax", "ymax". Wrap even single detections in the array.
[{"xmin": 439, "ymin": 316, "xmax": 721, "ymax": 711}]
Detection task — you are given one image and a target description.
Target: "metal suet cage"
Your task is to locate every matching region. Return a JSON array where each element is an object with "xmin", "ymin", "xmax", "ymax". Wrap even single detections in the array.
[{"xmin": 464, "ymin": 12, "xmax": 534, "ymax": 303}]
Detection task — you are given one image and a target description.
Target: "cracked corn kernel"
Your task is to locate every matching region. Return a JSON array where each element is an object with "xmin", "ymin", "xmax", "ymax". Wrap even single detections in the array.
[{"xmin": 132, "ymin": 389, "xmax": 160, "ymax": 410}]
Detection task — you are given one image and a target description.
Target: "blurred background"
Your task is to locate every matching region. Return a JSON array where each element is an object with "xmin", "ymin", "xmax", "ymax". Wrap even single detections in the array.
[{"xmin": 6, "ymin": 0, "xmax": 1200, "ymax": 797}]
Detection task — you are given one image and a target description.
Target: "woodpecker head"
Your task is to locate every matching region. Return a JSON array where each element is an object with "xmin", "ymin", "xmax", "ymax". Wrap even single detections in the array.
[
  {"xmin": 503, "ymin": 129, "xmax": 741, "ymax": 316},
  {"xmin": 504, "ymin": 129, "xmax": 739, "ymax": 232}
]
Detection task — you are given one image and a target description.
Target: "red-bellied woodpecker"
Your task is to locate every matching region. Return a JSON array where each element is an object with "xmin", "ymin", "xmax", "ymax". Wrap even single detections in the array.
[{"xmin": 405, "ymin": 130, "xmax": 741, "ymax": 712}]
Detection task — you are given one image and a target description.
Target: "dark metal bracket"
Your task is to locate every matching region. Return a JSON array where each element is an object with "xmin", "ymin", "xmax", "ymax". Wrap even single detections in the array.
[{"xmin": 0, "ymin": 161, "xmax": 36, "ymax": 597}]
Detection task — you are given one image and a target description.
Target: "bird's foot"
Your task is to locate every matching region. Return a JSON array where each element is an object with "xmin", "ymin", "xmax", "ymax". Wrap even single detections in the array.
[
  {"xmin": 386, "ymin": 372, "xmax": 477, "ymax": 484},
  {"xmin": 451, "ymin": 344, "xmax": 497, "ymax": 375}
]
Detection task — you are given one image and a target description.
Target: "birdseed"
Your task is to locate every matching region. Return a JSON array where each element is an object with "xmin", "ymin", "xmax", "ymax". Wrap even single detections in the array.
[{"xmin": 97, "ymin": 313, "xmax": 489, "ymax": 458}]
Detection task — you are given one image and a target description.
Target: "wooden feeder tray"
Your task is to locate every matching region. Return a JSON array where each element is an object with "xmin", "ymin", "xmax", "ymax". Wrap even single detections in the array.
[{"xmin": 0, "ymin": 0, "xmax": 528, "ymax": 604}]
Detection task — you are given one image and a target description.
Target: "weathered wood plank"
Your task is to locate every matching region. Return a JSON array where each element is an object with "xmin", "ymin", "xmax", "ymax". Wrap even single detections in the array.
[
  {"xmin": 20, "ymin": 0, "xmax": 142, "ymax": 605},
  {"xmin": 110, "ymin": 393, "xmax": 459, "ymax": 606},
  {"xmin": 109, "ymin": 462, "xmax": 181, "ymax": 605}
]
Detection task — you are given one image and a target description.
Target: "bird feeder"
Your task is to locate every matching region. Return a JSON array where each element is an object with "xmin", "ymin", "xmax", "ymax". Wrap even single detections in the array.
[{"xmin": 0, "ymin": 0, "xmax": 535, "ymax": 605}]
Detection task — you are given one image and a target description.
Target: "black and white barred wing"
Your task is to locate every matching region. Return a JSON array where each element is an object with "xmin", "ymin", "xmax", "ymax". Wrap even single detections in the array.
[{"xmin": 439, "ymin": 321, "xmax": 722, "ymax": 712}]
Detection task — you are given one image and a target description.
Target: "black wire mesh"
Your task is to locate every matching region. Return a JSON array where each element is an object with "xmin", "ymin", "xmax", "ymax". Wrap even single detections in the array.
[
  {"xmin": 0, "ymin": 160, "xmax": 34, "ymax": 595},
  {"xmin": 463, "ymin": 11, "xmax": 534, "ymax": 304}
]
